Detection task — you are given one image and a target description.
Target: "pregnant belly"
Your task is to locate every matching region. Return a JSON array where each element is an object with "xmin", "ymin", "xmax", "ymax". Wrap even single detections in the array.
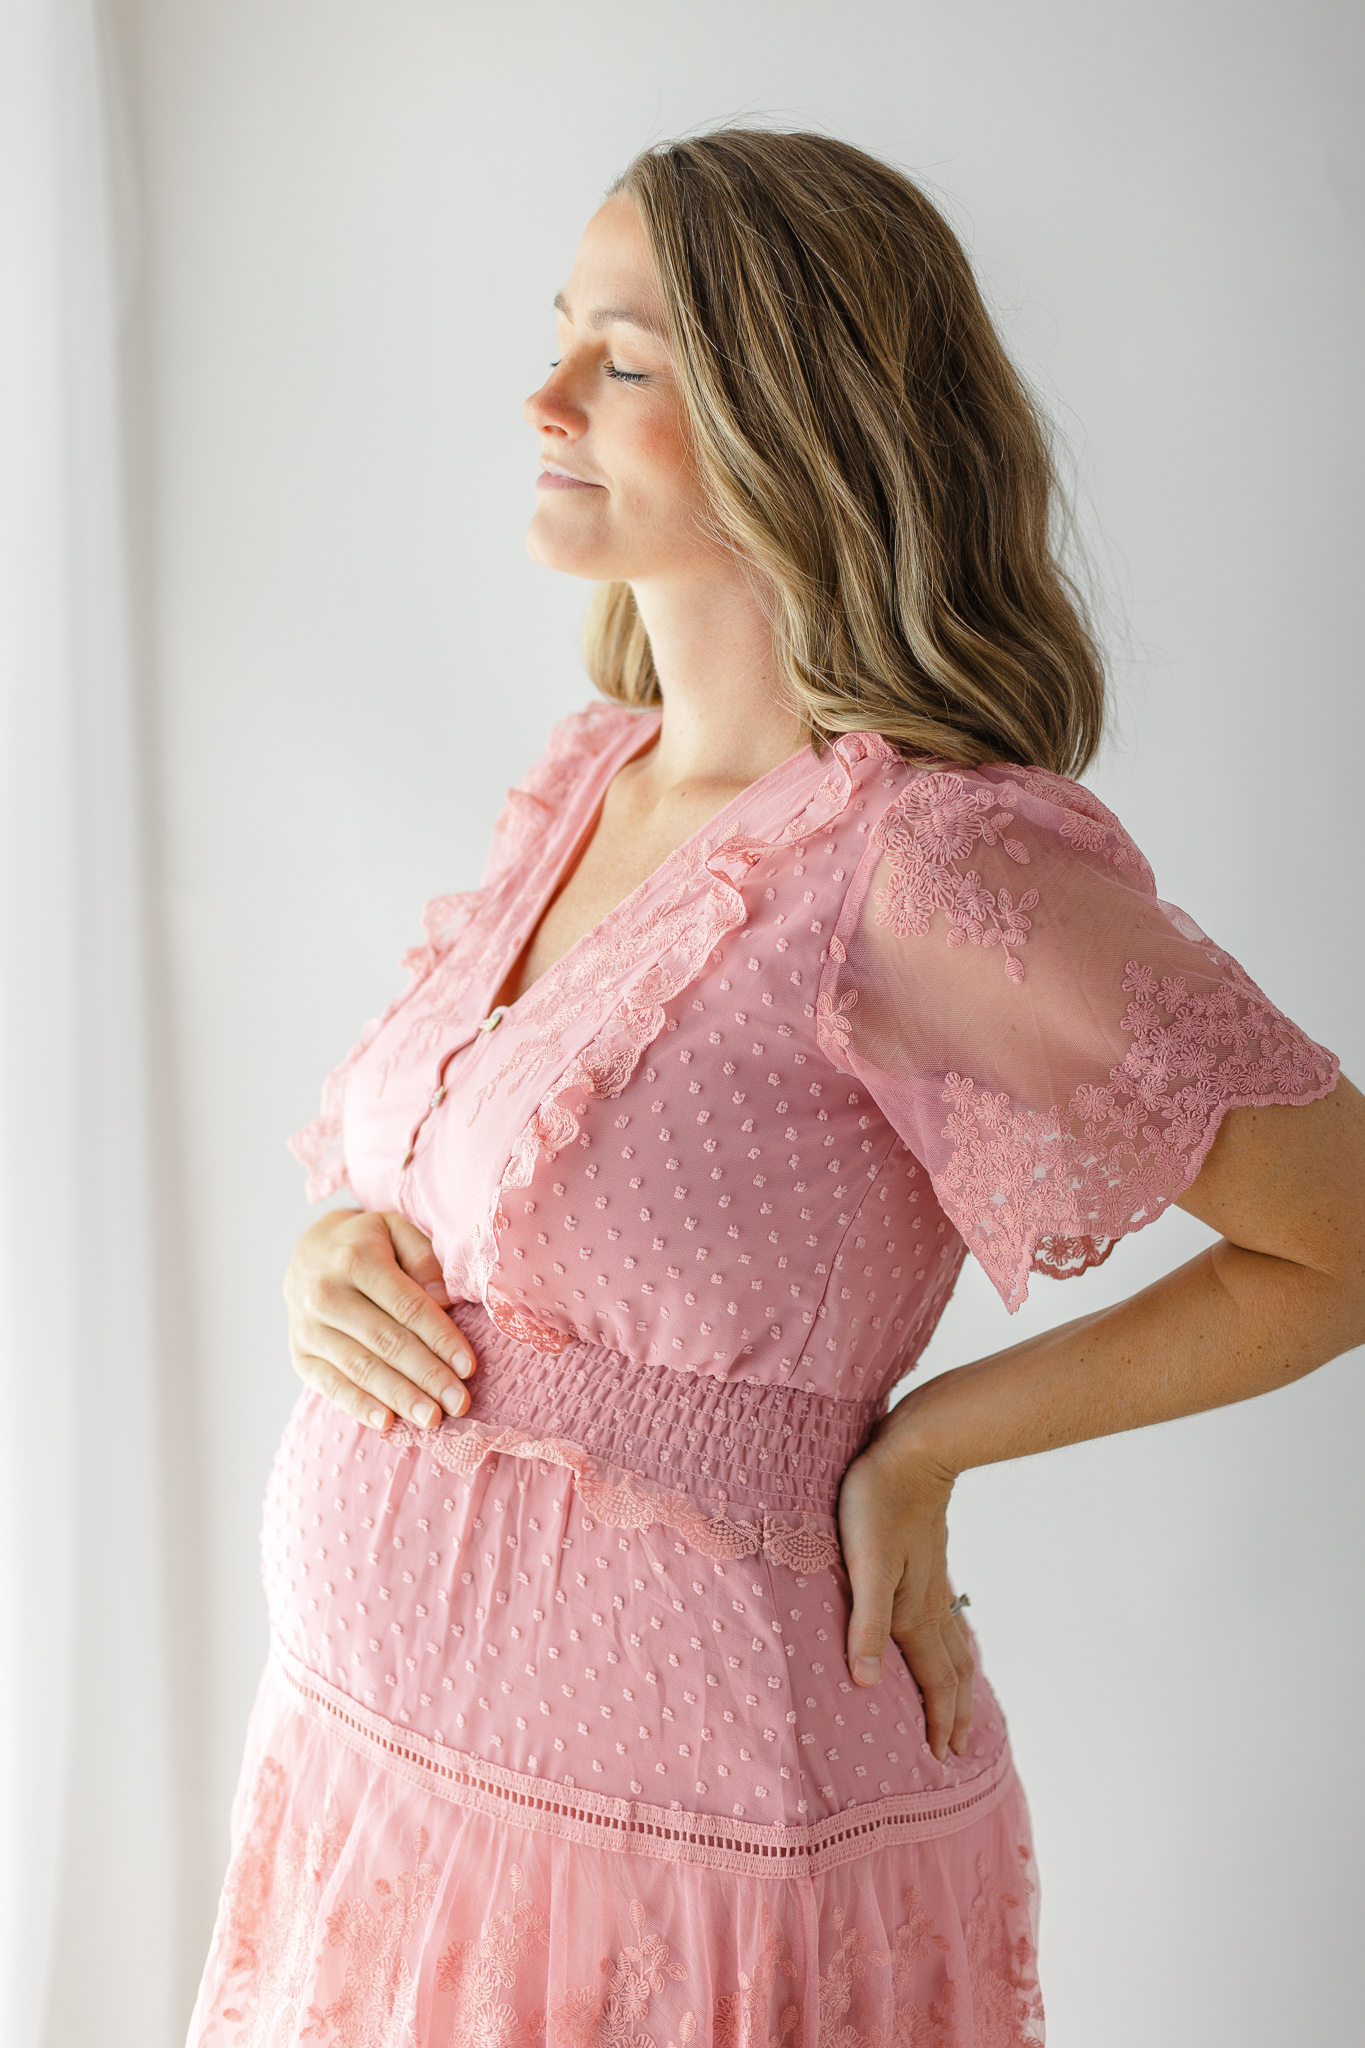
[{"xmin": 262, "ymin": 1388, "xmax": 1010, "ymax": 1832}]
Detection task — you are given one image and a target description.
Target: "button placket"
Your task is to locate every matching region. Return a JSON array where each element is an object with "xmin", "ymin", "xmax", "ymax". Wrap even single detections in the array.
[{"xmin": 398, "ymin": 1027, "xmax": 484, "ymax": 1175}]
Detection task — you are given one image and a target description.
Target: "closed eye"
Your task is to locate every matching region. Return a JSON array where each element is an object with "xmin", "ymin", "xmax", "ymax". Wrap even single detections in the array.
[{"xmin": 548, "ymin": 358, "xmax": 645, "ymax": 384}]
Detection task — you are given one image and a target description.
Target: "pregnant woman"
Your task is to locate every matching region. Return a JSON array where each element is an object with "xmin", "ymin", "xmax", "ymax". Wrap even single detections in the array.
[{"xmin": 189, "ymin": 131, "xmax": 1362, "ymax": 2045}]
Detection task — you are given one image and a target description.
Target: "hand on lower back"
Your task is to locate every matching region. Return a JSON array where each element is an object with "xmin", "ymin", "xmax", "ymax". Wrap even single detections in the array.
[
  {"xmin": 283, "ymin": 1207, "xmax": 476, "ymax": 1432},
  {"xmin": 838, "ymin": 1433, "xmax": 975, "ymax": 1762}
]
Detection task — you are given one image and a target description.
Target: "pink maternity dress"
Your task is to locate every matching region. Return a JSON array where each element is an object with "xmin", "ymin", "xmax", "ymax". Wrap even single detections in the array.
[{"xmin": 190, "ymin": 701, "xmax": 1338, "ymax": 2047}]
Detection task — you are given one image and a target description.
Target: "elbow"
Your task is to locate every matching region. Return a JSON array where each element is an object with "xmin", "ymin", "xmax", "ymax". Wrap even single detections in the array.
[{"xmin": 1341, "ymin": 1274, "xmax": 1365, "ymax": 1358}]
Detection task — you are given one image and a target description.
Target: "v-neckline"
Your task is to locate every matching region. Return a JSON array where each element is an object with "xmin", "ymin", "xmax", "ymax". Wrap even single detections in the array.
[
  {"xmin": 483, "ymin": 710, "xmax": 664, "ymax": 1020},
  {"xmin": 481, "ymin": 709, "xmax": 820, "ymax": 1028}
]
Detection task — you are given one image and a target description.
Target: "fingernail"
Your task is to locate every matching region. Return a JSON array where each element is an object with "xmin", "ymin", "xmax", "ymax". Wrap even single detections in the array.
[
  {"xmin": 423, "ymin": 1280, "xmax": 451, "ymax": 1305},
  {"xmin": 368, "ymin": 1407, "xmax": 388, "ymax": 1429},
  {"xmin": 853, "ymin": 1656, "xmax": 881, "ymax": 1686},
  {"xmin": 439, "ymin": 1382, "xmax": 467, "ymax": 1415},
  {"xmin": 450, "ymin": 1351, "xmax": 474, "ymax": 1380},
  {"xmin": 411, "ymin": 1400, "xmax": 436, "ymax": 1427}
]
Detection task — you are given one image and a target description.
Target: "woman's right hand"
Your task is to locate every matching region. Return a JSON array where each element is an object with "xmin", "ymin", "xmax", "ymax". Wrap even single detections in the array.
[{"xmin": 284, "ymin": 1207, "xmax": 476, "ymax": 1431}]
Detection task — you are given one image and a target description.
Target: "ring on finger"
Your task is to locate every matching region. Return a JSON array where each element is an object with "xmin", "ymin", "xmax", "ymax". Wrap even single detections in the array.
[{"xmin": 947, "ymin": 1593, "xmax": 971, "ymax": 1620}]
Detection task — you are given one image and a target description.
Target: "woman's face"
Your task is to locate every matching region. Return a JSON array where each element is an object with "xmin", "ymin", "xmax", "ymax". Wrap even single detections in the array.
[{"xmin": 523, "ymin": 195, "xmax": 715, "ymax": 584}]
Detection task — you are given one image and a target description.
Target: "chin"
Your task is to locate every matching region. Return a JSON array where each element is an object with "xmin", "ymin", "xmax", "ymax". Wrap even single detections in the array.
[{"xmin": 525, "ymin": 511, "xmax": 623, "ymax": 582}]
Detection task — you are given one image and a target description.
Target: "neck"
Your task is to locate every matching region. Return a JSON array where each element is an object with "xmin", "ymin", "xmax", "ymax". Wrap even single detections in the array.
[{"xmin": 628, "ymin": 561, "xmax": 810, "ymax": 794}]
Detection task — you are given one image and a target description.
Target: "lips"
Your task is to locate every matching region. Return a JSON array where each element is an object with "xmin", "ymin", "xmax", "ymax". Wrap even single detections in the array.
[{"xmin": 537, "ymin": 463, "xmax": 603, "ymax": 492}]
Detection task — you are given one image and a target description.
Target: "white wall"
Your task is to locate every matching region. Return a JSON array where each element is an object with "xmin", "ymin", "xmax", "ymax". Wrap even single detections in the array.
[{"xmin": 112, "ymin": 0, "xmax": 1364, "ymax": 2038}]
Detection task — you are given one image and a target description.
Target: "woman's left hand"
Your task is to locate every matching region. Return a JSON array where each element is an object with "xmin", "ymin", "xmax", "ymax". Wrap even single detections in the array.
[{"xmin": 837, "ymin": 1423, "xmax": 975, "ymax": 1763}]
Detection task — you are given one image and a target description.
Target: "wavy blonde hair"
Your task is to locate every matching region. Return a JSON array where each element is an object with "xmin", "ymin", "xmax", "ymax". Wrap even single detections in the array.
[{"xmin": 585, "ymin": 129, "xmax": 1105, "ymax": 777}]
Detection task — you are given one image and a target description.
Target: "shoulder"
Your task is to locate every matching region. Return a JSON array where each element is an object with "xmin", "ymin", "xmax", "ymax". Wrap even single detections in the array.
[
  {"xmin": 864, "ymin": 752, "xmax": 1157, "ymax": 896},
  {"xmin": 482, "ymin": 699, "xmax": 641, "ymax": 889},
  {"xmin": 823, "ymin": 747, "xmax": 1164, "ymax": 993},
  {"xmin": 516, "ymin": 698, "xmax": 641, "ymax": 803}
]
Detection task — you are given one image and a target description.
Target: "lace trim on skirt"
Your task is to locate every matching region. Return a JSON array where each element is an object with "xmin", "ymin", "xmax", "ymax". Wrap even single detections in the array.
[{"xmin": 273, "ymin": 1644, "xmax": 1016, "ymax": 1878}]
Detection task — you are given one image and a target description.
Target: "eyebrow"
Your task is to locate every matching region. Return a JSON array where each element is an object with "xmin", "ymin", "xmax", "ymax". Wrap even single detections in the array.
[{"xmin": 553, "ymin": 290, "xmax": 665, "ymax": 338}]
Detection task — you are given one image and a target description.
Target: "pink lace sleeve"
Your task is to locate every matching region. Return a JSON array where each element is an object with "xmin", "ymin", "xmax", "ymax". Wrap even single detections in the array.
[{"xmin": 816, "ymin": 763, "xmax": 1340, "ymax": 1310}]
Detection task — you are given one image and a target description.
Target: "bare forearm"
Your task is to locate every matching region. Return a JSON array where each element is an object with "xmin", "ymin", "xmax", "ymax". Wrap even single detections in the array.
[
  {"xmin": 838, "ymin": 1089, "xmax": 1365, "ymax": 1748},
  {"xmin": 883, "ymin": 1238, "xmax": 1365, "ymax": 1483}
]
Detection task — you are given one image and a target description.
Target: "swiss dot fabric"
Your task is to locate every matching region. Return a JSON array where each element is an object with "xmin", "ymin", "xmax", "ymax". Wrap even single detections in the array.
[{"xmin": 188, "ymin": 702, "xmax": 1336, "ymax": 2046}]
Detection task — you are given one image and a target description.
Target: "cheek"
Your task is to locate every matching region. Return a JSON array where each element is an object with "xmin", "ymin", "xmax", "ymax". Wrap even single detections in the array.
[{"xmin": 620, "ymin": 413, "xmax": 705, "ymax": 525}]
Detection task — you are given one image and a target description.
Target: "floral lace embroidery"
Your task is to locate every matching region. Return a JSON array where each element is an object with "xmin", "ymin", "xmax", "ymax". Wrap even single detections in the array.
[
  {"xmin": 714, "ymin": 1912, "xmax": 800, "ymax": 2048},
  {"xmin": 878, "ymin": 1888, "xmax": 956, "ymax": 2047},
  {"xmin": 290, "ymin": 706, "xmax": 635, "ymax": 1194},
  {"xmin": 466, "ymin": 843, "xmax": 724, "ymax": 1122},
  {"xmin": 368, "ymin": 896, "xmax": 498, "ymax": 1096},
  {"xmin": 461, "ymin": 843, "xmax": 761, "ymax": 1350},
  {"xmin": 552, "ymin": 1892, "xmax": 962, "ymax": 2048},
  {"xmin": 1028, "ymin": 1233, "xmax": 1117, "ymax": 1283},
  {"xmin": 812, "ymin": 1862, "xmax": 1043, "ymax": 2048},
  {"xmin": 384, "ymin": 1413, "xmax": 845, "ymax": 1573},
  {"xmin": 871, "ymin": 774, "xmax": 1037, "ymax": 985},
  {"xmin": 963, "ymin": 1848, "xmax": 1045, "ymax": 2047},
  {"xmin": 199, "ymin": 1746, "xmax": 1034, "ymax": 2048},
  {"xmin": 304, "ymin": 1828, "xmax": 440, "ymax": 2046},
  {"xmin": 435, "ymin": 1862, "xmax": 548, "ymax": 2046},
  {"xmin": 553, "ymin": 1897, "xmax": 691, "ymax": 2047},
  {"xmin": 937, "ymin": 956, "xmax": 1339, "ymax": 1308},
  {"xmin": 816, "ymin": 1912, "xmax": 883, "ymax": 2044},
  {"xmin": 815, "ymin": 939, "xmax": 858, "ymax": 1057},
  {"xmin": 1008, "ymin": 768, "xmax": 1151, "ymax": 883},
  {"xmin": 197, "ymin": 1758, "xmax": 346, "ymax": 2046}
]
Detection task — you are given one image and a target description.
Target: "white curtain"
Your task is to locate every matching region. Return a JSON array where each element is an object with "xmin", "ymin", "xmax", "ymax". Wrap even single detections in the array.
[{"xmin": 0, "ymin": 2, "xmax": 176, "ymax": 2042}]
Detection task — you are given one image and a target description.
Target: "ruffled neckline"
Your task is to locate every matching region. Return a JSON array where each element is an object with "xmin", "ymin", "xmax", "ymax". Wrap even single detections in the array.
[
  {"xmin": 288, "ymin": 704, "xmax": 903, "ymax": 1296},
  {"xmin": 477, "ymin": 706, "xmax": 857, "ymax": 1033},
  {"xmin": 450, "ymin": 714, "xmax": 902, "ymax": 1350}
]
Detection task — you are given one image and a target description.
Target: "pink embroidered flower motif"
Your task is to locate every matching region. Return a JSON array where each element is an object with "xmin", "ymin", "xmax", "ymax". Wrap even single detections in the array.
[
  {"xmin": 198, "ymin": 1756, "xmax": 347, "ymax": 2042},
  {"xmin": 197, "ymin": 1756, "xmax": 1043, "ymax": 2048},
  {"xmin": 815, "ymin": 979, "xmax": 858, "ymax": 1053},
  {"xmin": 964, "ymin": 1848, "xmax": 1046, "ymax": 2046},
  {"xmin": 553, "ymin": 1897, "xmax": 690, "ymax": 2047},
  {"xmin": 1011, "ymin": 767, "xmax": 1149, "ymax": 879},
  {"xmin": 305, "ymin": 1827, "xmax": 440, "ymax": 2044},
  {"xmin": 936, "ymin": 955, "xmax": 1338, "ymax": 1309},
  {"xmin": 435, "ymin": 1861, "xmax": 547, "ymax": 2046},
  {"xmin": 713, "ymin": 1910, "xmax": 798, "ymax": 2048},
  {"xmin": 874, "ymin": 774, "xmax": 1036, "ymax": 984}
]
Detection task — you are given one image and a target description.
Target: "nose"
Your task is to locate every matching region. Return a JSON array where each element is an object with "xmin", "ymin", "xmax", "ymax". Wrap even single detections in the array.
[{"xmin": 523, "ymin": 363, "xmax": 584, "ymax": 440}]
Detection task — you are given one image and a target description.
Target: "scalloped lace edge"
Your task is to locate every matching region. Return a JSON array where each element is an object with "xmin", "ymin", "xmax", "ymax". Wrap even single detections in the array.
[
  {"xmin": 384, "ymin": 1412, "xmax": 845, "ymax": 1574},
  {"xmin": 993, "ymin": 1065, "xmax": 1341, "ymax": 1311}
]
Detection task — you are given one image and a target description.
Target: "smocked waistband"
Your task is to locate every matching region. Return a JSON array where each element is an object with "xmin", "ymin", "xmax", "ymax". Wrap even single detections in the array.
[{"xmin": 448, "ymin": 1298, "xmax": 883, "ymax": 1515}]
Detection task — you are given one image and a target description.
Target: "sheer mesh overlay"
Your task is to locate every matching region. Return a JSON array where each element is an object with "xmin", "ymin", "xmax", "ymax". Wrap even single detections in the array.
[{"xmin": 817, "ymin": 764, "xmax": 1338, "ymax": 1309}]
